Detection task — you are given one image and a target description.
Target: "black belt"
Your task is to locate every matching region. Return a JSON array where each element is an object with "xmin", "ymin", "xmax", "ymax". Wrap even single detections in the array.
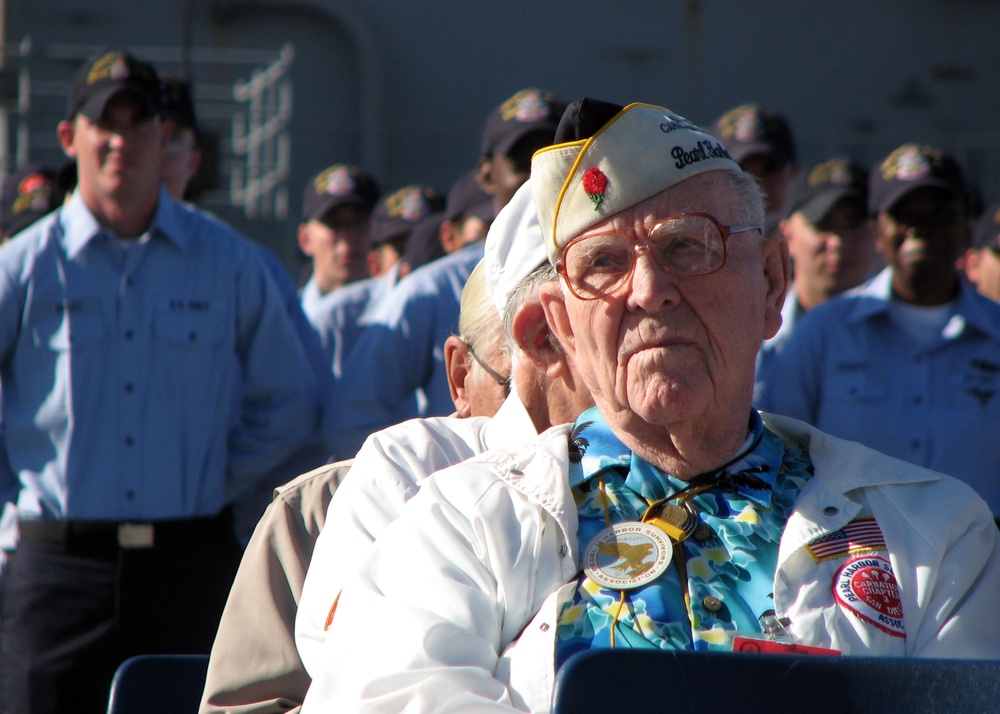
[{"xmin": 18, "ymin": 510, "xmax": 232, "ymax": 550}]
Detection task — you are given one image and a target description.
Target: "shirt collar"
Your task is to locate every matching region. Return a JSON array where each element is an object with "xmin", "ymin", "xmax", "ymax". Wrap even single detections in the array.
[
  {"xmin": 60, "ymin": 186, "xmax": 187, "ymax": 258},
  {"xmin": 568, "ymin": 407, "xmax": 780, "ymax": 507},
  {"xmin": 845, "ymin": 267, "xmax": 1000, "ymax": 342}
]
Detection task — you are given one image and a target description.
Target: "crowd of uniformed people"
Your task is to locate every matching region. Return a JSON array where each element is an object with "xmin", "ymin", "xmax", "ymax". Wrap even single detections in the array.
[{"xmin": 1, "ymin": 48, "xmax": 999, "ymax": 714}]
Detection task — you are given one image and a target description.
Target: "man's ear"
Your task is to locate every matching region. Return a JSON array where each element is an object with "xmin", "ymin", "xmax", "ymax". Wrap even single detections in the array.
[
  {"xmin": 962, "ymin": 247, "xmax": 981, "ymax": 285},
  {"xmin": 512, "ymin": 300, "xmax": 563, "ymax": 375},
  {"xmin": 439, "ymin": 220, "xmax": 461, "ymax": 254},
  {"xmin": 761, "ymin": 230, "xmax": 791, "ymax": 340},
  {"xmin": 538, "ymin": 280, "xmax": 575, "ymax": 362},
  {"xmin": 366, "ymin": 250, "xmax": 381, "ymax": 278},
  {"xmin": 186, "ymin": 148, "xmax": 203, "ymax": 188},
  {"xmin": 297, "ymin": 223, "xmax": 314, "ymax": 257},
  {"xmin": 476, "ymin": 157, "xmax": 496, "ymax": 195},
  {"xmin": 161, "ymin": 118, "xmax": 177, "ymax": 147},
  {"xmin": 443, "ymin": 335, "xmax": 472, "ymax": 417},
  {"xmin": 57, "ymin": 120, "xmax": 77, "ymax": 158}
]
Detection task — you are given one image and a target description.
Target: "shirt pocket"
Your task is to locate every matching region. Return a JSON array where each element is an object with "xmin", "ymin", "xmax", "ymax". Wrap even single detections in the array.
[
  {"xmin": 151, "ymin": 301, "xmax": 231, "ymax": 405},
  {"xmin": 30, "ymin": 301, "xmax": 106, "ymax": 351},
  {"xmin": 152, "ymin": 301, "xmax": 227, "ymax": 349},
  {"xmin": 826, "ymin": 362, "xmax": 888, "ymax": 405},
  {"xmin": 946, "ymin": 358, "xmax": 1000, "ymax": 411}
]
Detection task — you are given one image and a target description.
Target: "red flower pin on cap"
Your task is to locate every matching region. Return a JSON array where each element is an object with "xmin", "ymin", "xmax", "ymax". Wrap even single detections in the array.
[{"xmin": 582, "ymin": 167, "xmax": 607, "ymax": 211}]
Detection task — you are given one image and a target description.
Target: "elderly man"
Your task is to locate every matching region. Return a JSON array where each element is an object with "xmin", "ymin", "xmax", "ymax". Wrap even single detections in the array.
[
  {"xmin": 199, "ymin": 263, "xmax": 502, "ymax": 714},
  {"xmin": 295, "ymin": 183, "xmax": 591, "ymax": 675},
  {"xmin": 299, "ymin": 100, "xmax": 1000, "ymax": 713},
  {"xmin": 200, "ymin": 184, "xmax": 591, "ymax": 713}
]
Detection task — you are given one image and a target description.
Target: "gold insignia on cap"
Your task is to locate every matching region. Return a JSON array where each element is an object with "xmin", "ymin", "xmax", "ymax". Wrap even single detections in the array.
[
  {"xmin": 87, "ymin": 51, "xmax": 127, "ymax": 86},
  {"xmin": 387, "ymin": 186, "xmax": 431, "ymax": 221},
  {"xmin": 880, "ymin": 144, "xmax": 941, "ymax": 182},
  {"xmin": 314, "ymin": 165, "xmax": 357, "ymax": 197},
  {"xmin": 12, "ymin": 174, "xmax": 52, "ymax": 215},
  {"xmin": 808, "ymin": 158, "xmax": 852, "ymax": 187},
  {"xmin": 717, "ymin": 104, "xmax": 761, "ymax": 141},
  {"xmin": 500, "ymin": 88, "xmax": 554, "ymax": 123}
]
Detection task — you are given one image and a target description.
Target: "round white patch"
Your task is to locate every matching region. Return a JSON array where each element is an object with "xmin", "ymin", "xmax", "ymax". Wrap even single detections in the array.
[{"xmin": 583, "ymin": 521, "xmax": 673, "ymax": 590}]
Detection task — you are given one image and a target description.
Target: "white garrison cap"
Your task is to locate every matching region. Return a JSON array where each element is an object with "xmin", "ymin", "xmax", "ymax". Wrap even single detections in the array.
[
  {"xmin": 483, "ymin": 181, "xmax": 547, "ymax": 319},
  {"xmin": 530, "ymin": 102, "xmax": 741, "ymax": 265}
]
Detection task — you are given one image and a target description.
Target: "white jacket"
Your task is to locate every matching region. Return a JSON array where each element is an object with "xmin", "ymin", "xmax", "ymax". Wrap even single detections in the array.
[
  {"xmin": 301, "ymin": 413, "xmax": 1000, "ymax": 713},
  {"xmin": 295, "ymin": 393, "xmax": 540, "ymax": 675}
]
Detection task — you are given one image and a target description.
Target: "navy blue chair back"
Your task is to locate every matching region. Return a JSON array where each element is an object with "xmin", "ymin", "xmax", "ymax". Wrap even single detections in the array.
[
  {"xmin": 106, "ymin": 654, "xmax": 210, "ymax": 714},
  {"xmin": 553, "ymin": 649, "xmax": 1000, "ymax": 714}
]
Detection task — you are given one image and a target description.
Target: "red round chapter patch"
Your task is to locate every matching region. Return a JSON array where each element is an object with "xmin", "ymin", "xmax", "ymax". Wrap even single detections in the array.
[{"xmin": 833, "ymin": 554, "xmax": 904, "ymax": 638}]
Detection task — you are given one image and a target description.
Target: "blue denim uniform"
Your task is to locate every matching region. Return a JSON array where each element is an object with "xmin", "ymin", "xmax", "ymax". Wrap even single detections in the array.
[
  {"xmin": 0, "ymin": 188, "xmax": 320, "ymax": 522},
  {"xmin": 325, "ymin": 241, "xmax": 483, "ymax": 459},
  {"xmin": 757, "ymin": 267, "xmax": 1000, "ymax": 512}
]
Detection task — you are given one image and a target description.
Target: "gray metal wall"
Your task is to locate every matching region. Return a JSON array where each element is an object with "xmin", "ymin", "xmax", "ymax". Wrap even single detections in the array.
[{"xmin": 6, "ymin": 0, "xmax": 998, "ymax": 275}]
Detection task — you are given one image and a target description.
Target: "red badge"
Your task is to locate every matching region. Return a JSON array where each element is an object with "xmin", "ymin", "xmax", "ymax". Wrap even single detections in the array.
[
  {"xmin": 732, "ymin": 637, "xmax": 840, "ymax": 656},
  {"xmin": 833, "ymin": 554, "xmax": 904, "ymax": 638}
]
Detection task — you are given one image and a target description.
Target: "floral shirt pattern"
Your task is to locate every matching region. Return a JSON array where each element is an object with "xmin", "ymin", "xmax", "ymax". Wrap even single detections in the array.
[{"xmin": 555, "ymin": 407, "xmax": 814, "ymax": 669}]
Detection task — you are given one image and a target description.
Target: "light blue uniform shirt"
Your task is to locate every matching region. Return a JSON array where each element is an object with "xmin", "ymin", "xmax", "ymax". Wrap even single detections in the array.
[
  {"xmin": 325, "ymin": 241, "xmax": 483, "ymax": 459},
  {"xmin": 753, "ymin": 287, "xmax": 805, "ymax": 405},
  {"xmin": 757, "ymin": 267, "xmax": 1000, "ymax": 512},
  {"xmin": 0, "ymin": 188, "xmax": 320, "ymax": 522},
  {"xmin": 300, "ymin": 266, "xmax": 398, "ymax": 381}
]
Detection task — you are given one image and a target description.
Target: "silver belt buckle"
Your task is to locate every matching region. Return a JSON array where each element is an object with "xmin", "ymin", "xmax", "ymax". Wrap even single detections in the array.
[{"xmin": 117, "ymin": 523, "xmax": 155, "ymax": 549}]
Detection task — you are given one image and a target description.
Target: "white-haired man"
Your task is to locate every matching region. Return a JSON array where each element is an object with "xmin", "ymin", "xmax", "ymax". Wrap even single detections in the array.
[{"xmin": 301, "ymin": 99, "xmax": 1000, "ymax": 713}]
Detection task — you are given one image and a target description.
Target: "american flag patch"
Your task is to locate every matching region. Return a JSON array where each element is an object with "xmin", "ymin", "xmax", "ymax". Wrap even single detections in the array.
[{"xmin": 805, "ymin": 517, "xmax": 886, "ymax": 563}]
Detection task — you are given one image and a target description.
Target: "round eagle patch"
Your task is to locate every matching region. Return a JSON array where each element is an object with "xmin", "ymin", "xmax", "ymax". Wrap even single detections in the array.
[{"xmin": 583, "ymin": 521, "xmax": 673, "ymax": 590}]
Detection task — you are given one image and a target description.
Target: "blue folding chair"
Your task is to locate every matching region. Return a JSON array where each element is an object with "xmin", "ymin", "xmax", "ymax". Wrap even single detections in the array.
[
  {"xmin": 553, "ymin": 648, "xmax": 1000, "ymax": 714},
  {"xmin": 106, "ymin": 654, "xmax": 210, "ymax": 714}
]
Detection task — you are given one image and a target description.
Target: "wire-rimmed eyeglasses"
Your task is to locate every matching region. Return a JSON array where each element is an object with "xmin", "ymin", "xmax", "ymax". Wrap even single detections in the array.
[{"xmin": 556, "ymin": 212, "xmax": 762, "ymax": 301}]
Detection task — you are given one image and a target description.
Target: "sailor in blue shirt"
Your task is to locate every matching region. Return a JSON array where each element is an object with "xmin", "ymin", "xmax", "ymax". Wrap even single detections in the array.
[
  {"xmin": 754, "ymin": 158, "xmax": 876, "ymax": 403},
  {"xmin": 0, "ymin": 186, "xmax": 319, "ymax": 520},
  {"xmin": 326, "ymin": 240, "xmax": 484, "ymax": 457},
  {"xmin": 758, "ymin": 144, "xmax": 1000, "ymax": 514},
  {"xmin": 303, "ymin": 184, "xmax": 442, "ymax": 383},
  {"xmin": 324, "ymin": 88, "xmax": 565, "ymax": 458},
  {"xmin": 0, "ymin": 50, "xmax": 320, "ymax": 714}
]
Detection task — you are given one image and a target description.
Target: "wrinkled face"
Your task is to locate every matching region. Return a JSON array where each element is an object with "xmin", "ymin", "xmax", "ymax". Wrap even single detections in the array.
[
  {"xmin": 61, "ymin": 92, "xmax": 164, "ymax": 206},
  {"xmin": 784, "ymin": 198, "xmax": 876, "ymax": 307},
  {"xmin": 300, "ymin": 205, "xmax": 372, "ymax": 292},
  {"xmin": 876, "ymin": 186, "xmax": 964, "ymax": 303},
  {"xmin": 464, "ymin": 339, "xmax": 510, "ymax": 418},
  {"xmin": 543, "ymin": 171, "xmax": 783, "ymax": 436}
]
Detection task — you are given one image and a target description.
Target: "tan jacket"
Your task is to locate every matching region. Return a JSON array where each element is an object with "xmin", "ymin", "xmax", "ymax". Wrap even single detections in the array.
[{"xmin": 199, "ymin": 460, "xmax": 352, "ymax": 714}]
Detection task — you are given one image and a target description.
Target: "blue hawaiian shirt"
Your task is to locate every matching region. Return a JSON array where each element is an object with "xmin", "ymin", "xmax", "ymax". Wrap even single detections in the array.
[{"xmin": 555, "ymin": 407, "xmax": 813, "ymax": 668}]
